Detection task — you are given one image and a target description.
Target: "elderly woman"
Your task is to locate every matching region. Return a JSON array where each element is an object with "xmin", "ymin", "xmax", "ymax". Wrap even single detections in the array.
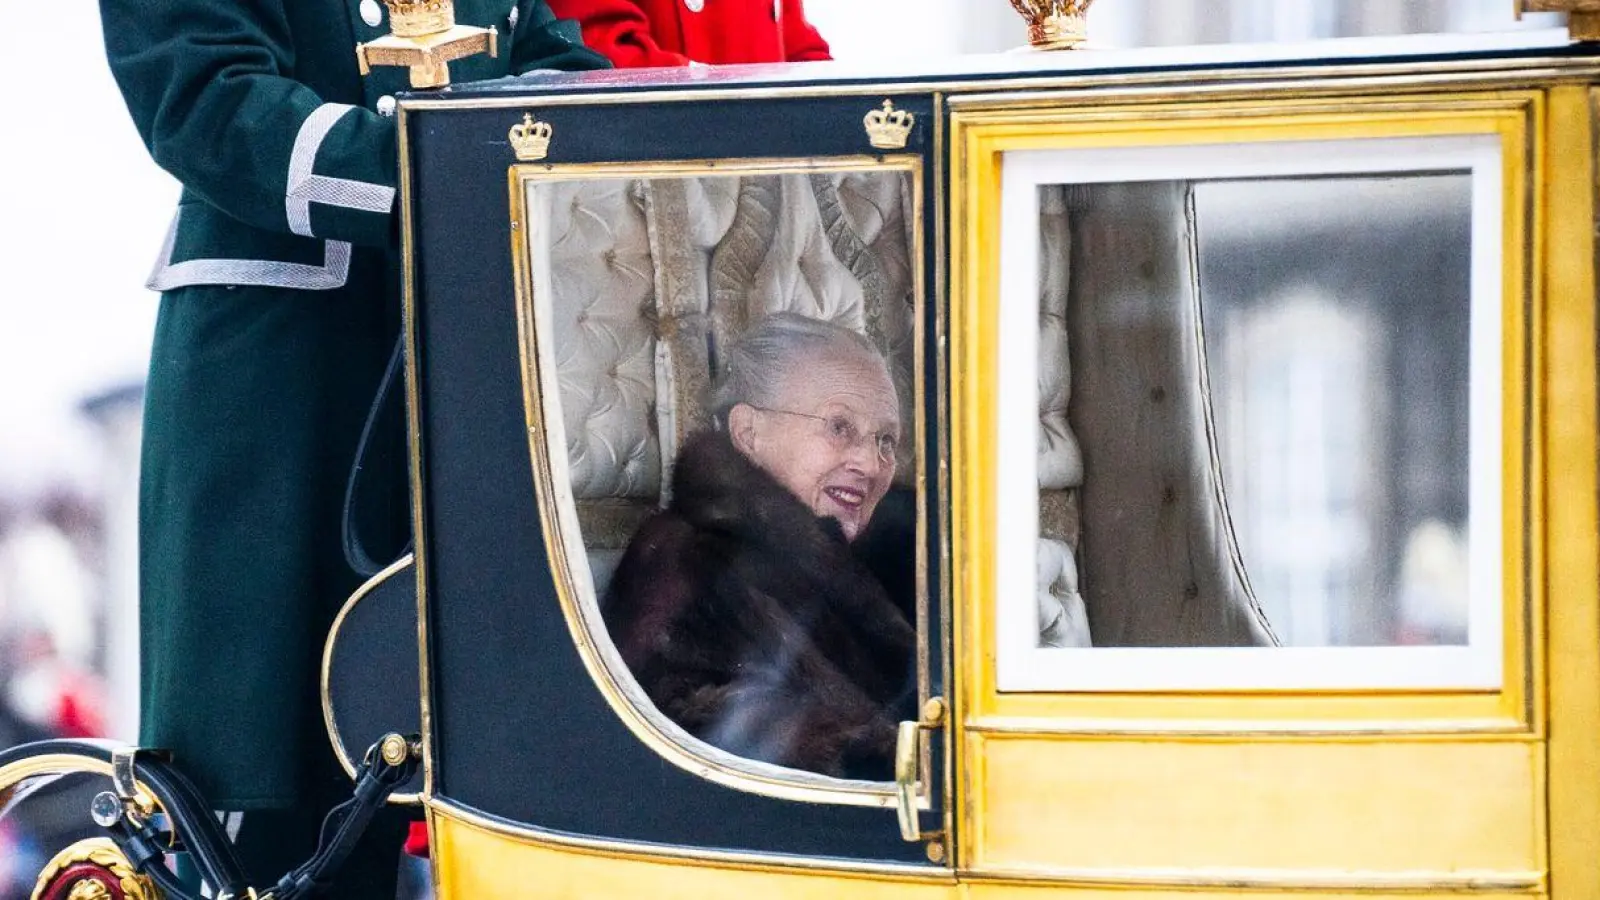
[{"xmin": 602, "ymin": 313, "xmax": 916, "ymax": 780}]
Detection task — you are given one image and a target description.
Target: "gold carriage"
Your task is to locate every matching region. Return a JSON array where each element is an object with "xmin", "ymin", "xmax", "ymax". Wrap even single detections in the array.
[{"xmin": 7, "ymin": 3, "xmax": 1600, "ymax": 899}]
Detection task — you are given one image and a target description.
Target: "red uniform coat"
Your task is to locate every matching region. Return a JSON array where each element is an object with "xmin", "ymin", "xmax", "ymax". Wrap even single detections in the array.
[{"xmin": 545, "ymin": 0, "xmax": 831, "ymax": 67}]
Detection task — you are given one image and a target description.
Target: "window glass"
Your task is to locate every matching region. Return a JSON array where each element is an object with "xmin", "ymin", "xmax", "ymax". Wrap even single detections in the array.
[
  {"xmin": 519, "ymin": 167, "xmax": 925, "ymax": 786},
  {"xmin": 1198, "ymin": 175, "xmax": 1473, "ymax": 647},
  {"xmin": 994, "ymin": 136, "xmax": 1503, "ymax": 691}
]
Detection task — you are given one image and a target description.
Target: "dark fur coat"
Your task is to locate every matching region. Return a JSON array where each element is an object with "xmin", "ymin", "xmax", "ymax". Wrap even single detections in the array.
[{"xmin": 602, "ymin": 430, "xmax": 917, "ymax": 780}]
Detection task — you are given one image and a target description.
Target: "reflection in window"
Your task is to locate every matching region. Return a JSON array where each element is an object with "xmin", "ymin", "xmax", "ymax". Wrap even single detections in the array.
[
  {"xmin": 1047, "ymin": 173, "xmax": 1472, "ymax": 649},
  {"xmin": 525, "ymin": 170, "xmax": 922, "ymax": 782},
  {"xmin": 1198, "ymin": 175, "xmax": 1472, "ymax": 647},
  {"xmin": 1214, "ymin": 294, "xmax": 1377, "ymax": 645}
]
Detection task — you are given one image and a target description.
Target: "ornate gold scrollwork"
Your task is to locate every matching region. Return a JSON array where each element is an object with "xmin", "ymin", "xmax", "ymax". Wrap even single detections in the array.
[
  {"xmin": 30, "ymin": 839, "xmax": 159, "ymax": 900},
  {"xmin": 67, "ymin": 881, "xmax": 112, "ymax": 900}
]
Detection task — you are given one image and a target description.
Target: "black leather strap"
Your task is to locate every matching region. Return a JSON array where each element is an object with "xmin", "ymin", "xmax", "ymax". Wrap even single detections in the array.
[
  {"xmin": 269, "ymin": 742, "xmax": 418, "ymax": 900},
  {"xmin": 342, "ymin": 335, "xmax": 411, "ymax": 579}
]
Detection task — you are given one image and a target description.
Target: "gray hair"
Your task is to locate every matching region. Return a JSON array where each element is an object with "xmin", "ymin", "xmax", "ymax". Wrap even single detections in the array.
[{"xmin": 709, "ymin": 313, "xmax": 886, "ymax": 427}]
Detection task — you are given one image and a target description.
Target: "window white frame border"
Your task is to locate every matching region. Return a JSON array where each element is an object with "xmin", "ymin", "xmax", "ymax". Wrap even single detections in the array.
[{"xmin": 994, "ymin": 134, "xmax": 1506, "ymax": 692}]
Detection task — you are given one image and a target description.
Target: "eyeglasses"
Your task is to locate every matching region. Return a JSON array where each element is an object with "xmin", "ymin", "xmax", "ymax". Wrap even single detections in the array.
[{"xmin": 748, "ymin": 405, "xmax": 900, "ymax": 463}]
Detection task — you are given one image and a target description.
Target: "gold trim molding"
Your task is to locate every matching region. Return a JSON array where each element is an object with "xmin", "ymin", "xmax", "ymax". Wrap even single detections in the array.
[
  {"xmin": 396, "ymin": 57, "xmax": 1600, "ymax": 115},
  {"xmin": 506, "ymin": 154, "xmax": 934, "ymax": 811},
  {"xmin": 396, "ymin": 103, "xmax": 438, "ymax": 801},
  {"xmin": 430, "ymin": 798, "xmax": 953, "ymax": 880},
  {"xmin": 320, "ymin": 552, "xmax": 422, "ymax": 805},
  {"xmin": 958, "ymin": 864, "xmax": 1546, "ymax": 893}
]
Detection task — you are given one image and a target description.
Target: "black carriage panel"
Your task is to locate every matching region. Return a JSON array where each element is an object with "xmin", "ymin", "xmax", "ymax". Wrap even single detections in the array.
[{"xmin": 405, "ymin": 84, "xmax": 943, "ymax": 863}]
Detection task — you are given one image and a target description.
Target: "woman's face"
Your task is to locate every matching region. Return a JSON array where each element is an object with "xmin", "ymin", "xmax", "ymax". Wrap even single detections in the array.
[{"xmin": 730, "ymin": 350, "xmax": 901, "ymax": 541}]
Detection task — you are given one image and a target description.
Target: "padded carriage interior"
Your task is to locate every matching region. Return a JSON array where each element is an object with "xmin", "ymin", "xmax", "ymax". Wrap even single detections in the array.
[{"xmin": 537, "ymin": 173, "xmax": 1091, "ymax": 643}]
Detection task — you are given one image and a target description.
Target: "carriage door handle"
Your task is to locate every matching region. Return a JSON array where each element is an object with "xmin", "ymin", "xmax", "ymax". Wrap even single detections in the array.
[{"xmin": 894, "ymin": 696, "xmax": 946, "ymax": 842}]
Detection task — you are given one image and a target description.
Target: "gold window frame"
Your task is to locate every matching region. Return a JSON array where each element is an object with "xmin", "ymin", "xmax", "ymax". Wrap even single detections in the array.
[
  {"xmin": 951, "ymin": 91, "xmax": 1543, "ymax": 733},
  {"xmin": 507, "ymin": 155, "xmax": 934, "ymax": 809}
]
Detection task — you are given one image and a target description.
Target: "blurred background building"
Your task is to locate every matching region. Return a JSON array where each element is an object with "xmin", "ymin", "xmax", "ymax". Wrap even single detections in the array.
[{"xmin": 0, "ymin": 0, "xmax": 1569, "ymax": 897}]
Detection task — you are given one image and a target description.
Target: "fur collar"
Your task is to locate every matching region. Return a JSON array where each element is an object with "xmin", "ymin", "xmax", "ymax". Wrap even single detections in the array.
[
  {"xmin": 668, "ymin": 429, "xmax": 915, "ymax": 652},
  {"xmin": 672, "ymin": 428, "xmax": 852, "ymax": 549}
]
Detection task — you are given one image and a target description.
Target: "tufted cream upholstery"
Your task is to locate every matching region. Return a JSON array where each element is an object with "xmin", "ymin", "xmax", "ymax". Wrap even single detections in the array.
[
  {"xmin": 541, "ymin": 179, "xmax": 662, "ymax": 502},
  {"xmin": 746, "ymin": 176, "xmax": 870, "ymax": 324},
  {"xmin": 1036, "ymin": 186, "xmax": 1091, "ymax": 647},
  {"xmin": 1038, "ymin": 188, "xmax": 1085, "ymax": 491},
  {"xmin": 1038, "ymin": 538, "xmax": 1092, "ymax": 648}
]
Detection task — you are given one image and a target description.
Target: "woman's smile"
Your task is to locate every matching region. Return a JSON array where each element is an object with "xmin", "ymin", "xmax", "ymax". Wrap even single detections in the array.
[{"xmin": 823, "ymin": 485, "xmax": 867, "ymax": 509}]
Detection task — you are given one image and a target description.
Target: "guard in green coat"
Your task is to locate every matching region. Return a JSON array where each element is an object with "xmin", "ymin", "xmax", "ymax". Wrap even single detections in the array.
[{"xmin": 98, "ymin": 0, "xmax": 608, "ymax": 892}]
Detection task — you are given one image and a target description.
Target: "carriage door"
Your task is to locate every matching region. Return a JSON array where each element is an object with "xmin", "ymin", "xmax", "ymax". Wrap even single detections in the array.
[
  {"xmin": 395, "ymin": 78, "xmax": 962, "ymax": 881},
  {"xmin": 510, "ymin": 151, "xmax": 951, "ymax": 860},
  {"xmin": 403, "ymin": 84, "xmax": 962, "ymax": 894},
  {"xmin": 948, "ymin": 84, "xmax": 1600, "ymax": 899}
]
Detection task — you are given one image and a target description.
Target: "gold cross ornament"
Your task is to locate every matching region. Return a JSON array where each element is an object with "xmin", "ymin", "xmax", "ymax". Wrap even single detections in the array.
[{"xmin": 356, "ymin": 0, "xmax": 498, "ymax": 89}]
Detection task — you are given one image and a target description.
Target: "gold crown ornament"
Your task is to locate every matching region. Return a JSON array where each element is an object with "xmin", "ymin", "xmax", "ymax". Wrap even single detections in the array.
[
  {"xmin": 864, "ymin": 100, "xmax": 915, "ymax": 150},
  {"xmin": 355, "ymin": 0, "xmax": 497, "ymax": 89},
  {"xmin": 1008, "ymin": 0, "xmax": 1094, "ymax": 51},
  {"xmin": 509, "ymin": 114, "xmax": 553, "ymax": 161},
  {"xmin": 383, "ymin": 0, "xmax": 456, "ymax": 36}
]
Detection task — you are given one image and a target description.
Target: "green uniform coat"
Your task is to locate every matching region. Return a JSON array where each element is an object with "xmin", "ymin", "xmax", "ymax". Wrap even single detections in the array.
[{"xmin": 100, "ymin": 0, "xmax": 608, "ymax": 809}]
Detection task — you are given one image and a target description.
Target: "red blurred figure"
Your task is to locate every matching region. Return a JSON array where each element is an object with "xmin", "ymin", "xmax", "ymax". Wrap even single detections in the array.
[
  {"xmin": 546, "ymin": 0, "xmax": 831, "ymax": 67},
  {"xmin": 7, "ymin": 630, "xmax": 107, "ymax": 740},
  {"xmin": 51, "ymin": 667, "xmax": 107, "ymax": 739}
]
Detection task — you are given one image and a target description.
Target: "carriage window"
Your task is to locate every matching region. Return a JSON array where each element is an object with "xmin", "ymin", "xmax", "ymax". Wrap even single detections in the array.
[
  {"xmin": 995, "ymin": 136, "xmax": 1505, "ymax": 691},
  {"xmin": 515, "ymin": 164, "xmax": 923, "ymax": 792}
]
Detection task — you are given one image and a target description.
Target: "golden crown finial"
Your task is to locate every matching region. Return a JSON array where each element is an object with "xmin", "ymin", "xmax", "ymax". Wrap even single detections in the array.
[
  {"xmin": 1007, "ymin": 0, "xmax": 1095, "ymax": 50},
  {"xmin": 509, "ymin": 114, "xmax": 554, "ymax": 162},
  {"xmin": 864, "ymin": 100, "xmax": 915, "ymax": 151},
  {"xmin": 382, "ymin": 0, "xmax": 456, "ymax": 36}
]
